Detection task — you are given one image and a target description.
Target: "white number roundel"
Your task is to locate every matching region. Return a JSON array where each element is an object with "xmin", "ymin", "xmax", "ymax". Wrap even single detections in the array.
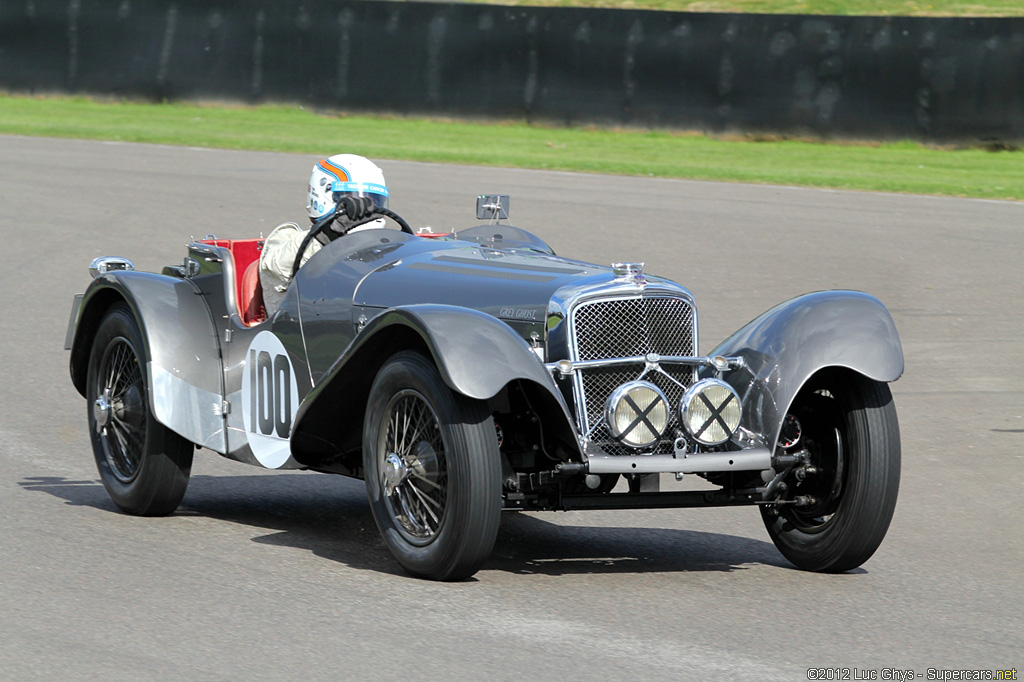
[{"xmin": 241, "ymin": 331, "xmax": 300, "ymax": 468}]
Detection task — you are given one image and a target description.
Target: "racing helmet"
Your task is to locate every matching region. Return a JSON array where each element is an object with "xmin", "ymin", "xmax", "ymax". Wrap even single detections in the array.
[{"xmin": 306, "ymin": 154, "xmax": 388, "ymax": 221}]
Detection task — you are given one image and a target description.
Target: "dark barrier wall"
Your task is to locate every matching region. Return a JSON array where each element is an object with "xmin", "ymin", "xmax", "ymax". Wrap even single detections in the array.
[{"xmin": 1, "ymin": 0, "xmax": 1022, "ymax": 142}]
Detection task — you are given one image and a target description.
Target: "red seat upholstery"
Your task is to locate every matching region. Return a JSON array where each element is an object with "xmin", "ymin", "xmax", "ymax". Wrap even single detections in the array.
[
  {"xmin": 200, "ymin": 238, "xmax": 266, "ymax": 325},
  {"xmin": 240, "ymin": 259, "xmax": 266, "ymax": 325}
]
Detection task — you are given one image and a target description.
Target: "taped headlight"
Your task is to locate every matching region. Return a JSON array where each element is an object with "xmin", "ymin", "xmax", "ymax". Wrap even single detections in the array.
[
  {"xmin": 605, "ymin": 381, "xmax": 669, "ymax": 448},
  {"xmin": 679, "ymin": 379, "xmax": 741, "ymax": 446}
]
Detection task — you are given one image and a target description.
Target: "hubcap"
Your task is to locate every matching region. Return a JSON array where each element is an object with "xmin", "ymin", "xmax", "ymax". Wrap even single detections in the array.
[
  {"xmin": 93, "ymin": 394, "xmax": 113, "ymax": 430},
  {"xmin": 384, "ymin": 452, "xmax": 409, "ymax": 491}
]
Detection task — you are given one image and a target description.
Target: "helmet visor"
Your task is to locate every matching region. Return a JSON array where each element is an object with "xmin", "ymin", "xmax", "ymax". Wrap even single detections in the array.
[{"xmin": 331, "ymin": 181, "xmax": 388, "ymax": 210}]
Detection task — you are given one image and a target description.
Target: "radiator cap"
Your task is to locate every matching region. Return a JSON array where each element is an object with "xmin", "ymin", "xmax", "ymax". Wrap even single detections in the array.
[{"xmin": 611, "ymin": 262, "xmax": 646, "ymax": 287}]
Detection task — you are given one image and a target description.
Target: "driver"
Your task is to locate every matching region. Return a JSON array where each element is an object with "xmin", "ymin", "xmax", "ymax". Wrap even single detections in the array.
[{"xmin": 259, "ymin": 154, "xmax": 389, "ymax": 314}]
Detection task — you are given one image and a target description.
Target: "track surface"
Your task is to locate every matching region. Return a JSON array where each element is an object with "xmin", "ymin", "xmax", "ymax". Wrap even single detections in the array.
[{"xmin": 1, "ymin": 136, "xmax": 1021, "ymax": 680}]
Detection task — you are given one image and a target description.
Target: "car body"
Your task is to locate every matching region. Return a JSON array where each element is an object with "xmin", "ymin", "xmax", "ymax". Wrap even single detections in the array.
[{"xmin": 67, "ymin": 195, "xmax": 903, "ymax": 580}]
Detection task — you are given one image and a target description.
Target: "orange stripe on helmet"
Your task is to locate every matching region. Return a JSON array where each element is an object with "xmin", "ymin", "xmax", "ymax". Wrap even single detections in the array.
[{"xmin": 318, "ymin": 158, "xmax": 349, "ymax": 181}]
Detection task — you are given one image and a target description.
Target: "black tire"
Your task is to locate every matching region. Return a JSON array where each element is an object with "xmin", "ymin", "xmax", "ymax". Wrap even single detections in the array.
[
  {"xmin": 761, "ymin": 371, "xmax": 900, "ymax": 573},
  {"xmin": 86, "ymin": 302, "xmax": 193, "ymax": 516},
  {"xmin": 363, "ymin": 351, "xmax": 501, "ymax": 581}
]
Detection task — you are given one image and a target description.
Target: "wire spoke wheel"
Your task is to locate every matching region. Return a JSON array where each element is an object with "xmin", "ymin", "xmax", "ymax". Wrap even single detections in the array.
[
  {"xmin": 94, "ymin": 337, "xmax": 148, "ymax": 482},
  {"xmin": 380, "ymin": 390, "xmax": 449, "ymax": 544},
  {"xmin": 363, "ymin": 351, "xmax": 501, "ymax": 581},
  {"xmin": 86, "ymin": 303, "xmax": 193, "ymax": 516}
]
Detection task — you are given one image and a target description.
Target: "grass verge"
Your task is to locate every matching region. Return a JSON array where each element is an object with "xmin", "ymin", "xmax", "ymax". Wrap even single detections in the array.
[{"xmin": 1, "ymin": 94, "xmax": 1020, "ymax": 200}]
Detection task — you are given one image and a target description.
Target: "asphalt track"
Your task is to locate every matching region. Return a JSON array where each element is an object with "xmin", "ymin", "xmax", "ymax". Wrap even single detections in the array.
[{"xmin": 1, "ymin": 135, "xmax": 1021, "ymax": 681}]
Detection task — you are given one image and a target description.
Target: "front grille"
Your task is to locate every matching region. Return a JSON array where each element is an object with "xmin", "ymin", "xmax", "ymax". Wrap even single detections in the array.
[{"xmin": 571, "ymin": 296, "xmax": 696, "ymax": 455}]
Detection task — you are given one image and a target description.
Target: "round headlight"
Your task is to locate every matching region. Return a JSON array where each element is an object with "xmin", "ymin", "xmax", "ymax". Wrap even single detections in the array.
[
  {"xmin": 605, "ymin": 381, "xmax": 670, "ymax": 448},
  {"xmin": 679, "ymin": 379, "xmax": 741, "ymax": 446}
]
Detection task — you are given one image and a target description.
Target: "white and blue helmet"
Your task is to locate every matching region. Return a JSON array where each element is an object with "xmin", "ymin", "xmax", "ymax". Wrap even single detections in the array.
[{"xmin": 306, "ymin": 154, "xmax": 388, "ymax": 221}]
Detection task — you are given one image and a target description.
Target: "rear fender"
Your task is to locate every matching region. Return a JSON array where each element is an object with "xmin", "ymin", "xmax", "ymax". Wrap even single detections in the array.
[
  {"xmin": 68, "ymin": 271, "xmax": 226, "ymax": 452},
  {"xmin": 710, "ymin": 291, "xmax": 903, "ymax": 450},
  {"xmin": 290, "ymin": 304, "xmax": 582, "ymax": 468}
]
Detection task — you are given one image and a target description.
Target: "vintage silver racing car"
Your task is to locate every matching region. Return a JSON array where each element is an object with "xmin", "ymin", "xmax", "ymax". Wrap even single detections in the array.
[{"xmin": 66, "ymin": 194, "xmax": 903, "ymax": 580}]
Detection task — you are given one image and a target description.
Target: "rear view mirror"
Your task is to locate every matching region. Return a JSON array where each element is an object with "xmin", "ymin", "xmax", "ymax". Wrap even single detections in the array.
[{"xmin": 476, "ymin": 194, "xmax": 510, "ymax": 221}]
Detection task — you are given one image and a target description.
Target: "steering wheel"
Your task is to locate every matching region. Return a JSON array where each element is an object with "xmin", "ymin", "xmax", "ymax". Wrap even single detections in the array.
[{"xmin": 291, "ymin": 198, "xmax": 414, "ymax": 278}]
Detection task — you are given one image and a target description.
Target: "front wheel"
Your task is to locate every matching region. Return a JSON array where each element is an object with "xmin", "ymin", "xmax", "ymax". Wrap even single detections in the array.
[
  {"xmin": 86, "ymin": 302, "xmax": 193, "ymax": 515},
  {"xmin": 363, "ymin": 351, "xmax": 501, "ymax": 581},
  {"xmin": 761, "ymin": 370, "xmax": 900, "ymax": 572}
]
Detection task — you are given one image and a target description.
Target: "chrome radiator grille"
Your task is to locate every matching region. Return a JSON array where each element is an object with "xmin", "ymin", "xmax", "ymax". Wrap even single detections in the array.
[{"xmin": 571, "ymin": 296, "xmax": 696, "ymax": 454}]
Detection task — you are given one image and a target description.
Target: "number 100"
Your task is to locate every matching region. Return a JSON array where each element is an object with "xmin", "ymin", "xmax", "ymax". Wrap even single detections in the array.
[{"xmin": 249, "ymin": 349, "xmax": 292, "ymax": 438}]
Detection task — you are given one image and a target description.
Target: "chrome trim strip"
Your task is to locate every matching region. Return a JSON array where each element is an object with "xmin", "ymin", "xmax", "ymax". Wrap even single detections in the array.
[
  {"xmin": 546, "ymin": 354, "xmax": 743, "ymax": 376},
  {"xmin": 585, "ymin": 447, "xmax": 771, "ymax": 474}
]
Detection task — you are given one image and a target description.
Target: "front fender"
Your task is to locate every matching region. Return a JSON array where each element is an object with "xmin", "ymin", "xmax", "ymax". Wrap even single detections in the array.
[
  {"xmin": 68, "ymin": 271, "xmax": 226, "ymax": 452},
  {"xmin": 291, "ymin": 304, "xmax": 582, "ymax": 466},
  {"xmin": 710, "ymin": 290, "xmax": 903, "ymax": 450}
]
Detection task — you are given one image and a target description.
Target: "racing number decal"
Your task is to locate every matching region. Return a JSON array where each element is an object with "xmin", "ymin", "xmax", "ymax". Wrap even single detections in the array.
[
  {"xmin": 241, "ymin": 331, "xmax": 300, "ymax": 469},
  {"xmin": 250, "ymin": 350, "xmax": 292, "ymax": 438}
]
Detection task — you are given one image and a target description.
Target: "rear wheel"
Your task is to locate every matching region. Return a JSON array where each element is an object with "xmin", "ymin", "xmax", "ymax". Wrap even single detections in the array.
[
  {"xmin": 761, "ymin": 371, "xmax": 900, "ymax": 572},
  {"xmin": 363, "ymin": 351, "xmax": 501, "ymax": 580},
  {"xmin": 86, "ymin": 303, "xmax": 193, "ymax": 515}
]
